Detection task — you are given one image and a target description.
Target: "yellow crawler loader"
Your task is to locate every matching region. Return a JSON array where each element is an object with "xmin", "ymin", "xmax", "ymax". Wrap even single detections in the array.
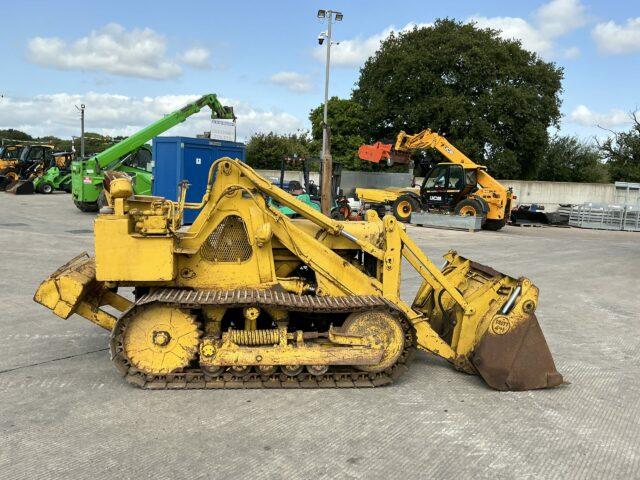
[{"xmin": 34, "ymin": 158, "xmax": 562, "ymax": 391}]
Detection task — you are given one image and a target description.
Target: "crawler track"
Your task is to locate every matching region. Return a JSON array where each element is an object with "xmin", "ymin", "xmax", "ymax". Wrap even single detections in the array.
[{"xmin": 110, "ymin": 289, "xmax": 416, "ymax": 389}]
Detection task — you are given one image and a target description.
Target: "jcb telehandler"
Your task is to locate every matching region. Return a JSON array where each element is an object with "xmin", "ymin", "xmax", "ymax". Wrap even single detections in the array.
[
  {"xmin": 34, "ymin": 156, "xmax": 562, "ymax": 391},
  {"xmin": 357, "ymin": 129, "xmax": 513, "ymax": 230}
]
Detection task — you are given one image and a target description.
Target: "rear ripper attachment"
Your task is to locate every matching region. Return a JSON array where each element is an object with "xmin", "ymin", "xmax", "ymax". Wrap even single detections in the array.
[{"xmin": 34, "ymin": 156, "xmax": 562, "ymax": 390}]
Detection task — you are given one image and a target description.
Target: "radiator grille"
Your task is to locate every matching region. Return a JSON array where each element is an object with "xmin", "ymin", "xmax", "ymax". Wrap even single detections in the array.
[{"xmin": 200, "ymin": 215, "xmax": 252, "ymax": 262}]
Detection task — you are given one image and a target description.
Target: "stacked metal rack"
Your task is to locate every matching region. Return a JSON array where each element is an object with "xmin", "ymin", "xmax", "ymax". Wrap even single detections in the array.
[
  {"xmin": 569, "ymin": 203, "xmax": 640, "ymax": 232},
  {"xmin": 623, "ymin": 205, "xmax": 640, "ymax": 232}
]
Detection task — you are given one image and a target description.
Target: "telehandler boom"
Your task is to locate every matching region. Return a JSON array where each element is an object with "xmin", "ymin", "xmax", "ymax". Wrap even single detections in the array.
[
  {"xmin": 34, "ymin": 158, "xmax": 562, "ymax": 391},
  {"xmin": 71, "ymin": 94, "xmax": 235, "ymax": 212},
  {"xmin": 357, "ymin": 129, "xmax": 514, "ymax": 230}
]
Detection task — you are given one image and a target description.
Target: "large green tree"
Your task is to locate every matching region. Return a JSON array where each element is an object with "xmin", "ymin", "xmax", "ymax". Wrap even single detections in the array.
[
  {"xmin": 245, "ymin": 132, "xmax": 312, "ymax": 170},
  {"xmin": 309, "ymin": 97, "xmax": 372, "ymax": 171},
  {"xmin": 351, "ymin": 19, "xmax": 563, "ymax": 179},
  {"xmin": 599, "ymin": 115, "xmax": 640, "ymax": 183},
  {"xmin": 537, "ymin": 135, "xmax": 608, "ymax": 183}
]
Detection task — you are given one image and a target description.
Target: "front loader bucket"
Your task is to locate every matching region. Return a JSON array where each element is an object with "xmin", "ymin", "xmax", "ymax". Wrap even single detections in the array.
[
  {"xmin": 34, "ymin": 252, "xmax": 132, "ymax": 331},
  {"xmin": 472, "ymin": 313, "xmax": 563, "ymax": 391},
  {"xmin": 6, "ymin": 179, "xmax": 34, "ymax": 195},
  {"xmin": 413, "ymin": 251, "xmax": 563, "ymax": 391}
]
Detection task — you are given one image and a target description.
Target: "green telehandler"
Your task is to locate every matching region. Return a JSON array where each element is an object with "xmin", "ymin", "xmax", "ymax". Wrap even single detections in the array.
[{"xmin": 71, "ymin": 94, "xmax": 235, "ymax": 212}]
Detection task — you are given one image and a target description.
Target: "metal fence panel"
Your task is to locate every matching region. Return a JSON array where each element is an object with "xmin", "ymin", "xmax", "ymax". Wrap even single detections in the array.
[{"xmin": 570, "ymin": 203, "xmax": 639, "ymax": 232}]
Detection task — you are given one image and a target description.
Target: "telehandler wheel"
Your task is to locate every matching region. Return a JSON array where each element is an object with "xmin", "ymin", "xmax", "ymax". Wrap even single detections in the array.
[
  {"xmin": 392, "ymin": 195, "xmax": 416, "ymax": 223},
  {"xmin": 483, "ymin": 219, "xmax": 506, "ymax": 231},
  {"xmin": 454, "ymin": 198, "xmax": 485, "ymax": 224},
  {"xmin": 375, "ymin": 204, "xmax": 387, "ymax": 218},
  {"xmin": 97, "ymin": 190, "xmax": 108, "ymax": 209},
  {"xmin": 74, "ymin": 200, "xmax": 99, "ymax": 213}
]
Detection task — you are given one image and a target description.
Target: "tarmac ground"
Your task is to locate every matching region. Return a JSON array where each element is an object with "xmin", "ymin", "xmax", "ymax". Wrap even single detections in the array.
[{"xmin": 0, "ymin": 192, "xmax": 638, "ymax": 479}]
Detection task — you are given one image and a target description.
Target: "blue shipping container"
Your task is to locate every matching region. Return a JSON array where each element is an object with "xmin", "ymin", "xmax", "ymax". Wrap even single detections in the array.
[{"xmin": 152, "ymin": 136, "xmax": 246, "ymax": 224}]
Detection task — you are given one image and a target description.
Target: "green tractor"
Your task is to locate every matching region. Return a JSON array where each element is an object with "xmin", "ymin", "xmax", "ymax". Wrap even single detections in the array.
[
  {"xmin": 71, "ymin": 94, "xmax": 235, "ymax": 212},
  {"xmin": 33, "ymin": 152, "xmax": 74, "ymax": 194}
]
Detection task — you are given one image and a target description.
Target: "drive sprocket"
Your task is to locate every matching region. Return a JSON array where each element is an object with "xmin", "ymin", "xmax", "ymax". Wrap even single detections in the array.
[{"xmin": 121, "ymin": 304, "xmax": 200, "ymax": 375}]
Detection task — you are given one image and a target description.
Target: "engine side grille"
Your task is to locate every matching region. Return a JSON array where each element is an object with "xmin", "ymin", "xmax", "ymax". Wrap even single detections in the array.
[{"xmin": 200, "ymin": 215, "xmax": 252, "ymax": 263}]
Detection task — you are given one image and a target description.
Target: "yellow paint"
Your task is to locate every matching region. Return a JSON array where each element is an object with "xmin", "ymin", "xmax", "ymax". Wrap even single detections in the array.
[
  {"xmin": 122, "ymin": 304, "xmax": 200, "ymax": 374},
  {"xmin": 35, "ymin": 158, "xmax": 543, "ymax": 378}
]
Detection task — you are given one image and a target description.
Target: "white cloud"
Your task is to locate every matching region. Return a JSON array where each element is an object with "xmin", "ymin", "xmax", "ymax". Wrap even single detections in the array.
[
  {"xmin": 470, "ymin": 0, "xmax": 586, "ymax": 58},
  {"xmin": 268, "ymin": 71, "xmax": 313, "ymax": 93},
  {"xmin": 179, "ymin": 47, "xmax": 211, "ymax": 69},
  {"xmin": 313, "ymin": 22, "xmax": 431, "ymax": 67},
  {"xmin": 569, "ymin": 105, "xmax": 633, "ymax": 128},
  {"xmin": 27, "ymin": 23, "xmax": 212, "ymax": 79},
  {"xmin": 0, "ymin": 93, "xmax": 303, "ymax": 141},
  {"xmin": 563, "ymin": 46, "xmax": 581, "ymax": 59},
  {"xmin": 534, "ymin": 0, "xmax": 587, "ymax": 37},
  {"xmin": 471, "ymin": 16, "xmax": 554, "ymax": 56},
  {"xmin": 592, "ymin": 18, "xmax": 640, "ymax": 55}
]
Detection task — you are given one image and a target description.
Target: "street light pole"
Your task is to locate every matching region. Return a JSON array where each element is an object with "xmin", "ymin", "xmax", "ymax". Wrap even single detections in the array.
[
  {"xmin": 317, "ymin": 9, "xmax": 342, "ymax": 216},
  {"xmin": 322, "ymin": 14, "xmax": 332, "ymax": 161},
  {"xmin": 76, "ymin": 104, "xmax": 86, "ymax": 159}
]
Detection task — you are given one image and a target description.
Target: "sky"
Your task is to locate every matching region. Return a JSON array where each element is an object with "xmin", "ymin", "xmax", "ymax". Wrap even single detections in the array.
[{"xmin": 0, "ymin": 0, "xmax": 638, "ymax": 143}]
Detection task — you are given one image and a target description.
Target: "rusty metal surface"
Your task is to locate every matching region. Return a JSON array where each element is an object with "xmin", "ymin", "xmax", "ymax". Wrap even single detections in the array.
[{"xmin": 471, "ymin": 313, "xmax": 564, "ymax": 390}]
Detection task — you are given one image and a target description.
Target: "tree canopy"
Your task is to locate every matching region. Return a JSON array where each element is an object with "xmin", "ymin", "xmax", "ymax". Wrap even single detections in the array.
[
  {"xmin": 0, "ymin": 128, "xmax": 120, "ymax": 155},
  {"xmin": 309, "ymin": 97, "xmax": 374, "ymax": 171},
  {"xmin": 245, "ymin": 132, "xmax": 311, "ymax": 170},
  {"xmin": 349, "ymin": 19, "xmax": 563, "ymax": 179},
  {"xmin": 599, "ymin": 114, "xmax": 640, "ymax": 183},
  {"xmin": 537, "ymin": 135, "xmax": 608, "ymax": 183}
]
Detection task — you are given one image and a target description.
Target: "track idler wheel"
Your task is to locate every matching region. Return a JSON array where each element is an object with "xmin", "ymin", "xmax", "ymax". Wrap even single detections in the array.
[{"xmin": 342, "ymin": 310, "xmax": 405, "ymax": 372}]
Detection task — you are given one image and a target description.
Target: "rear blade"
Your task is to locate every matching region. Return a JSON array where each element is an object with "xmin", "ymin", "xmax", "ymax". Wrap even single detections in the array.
[
  {"xmin": 472, "ymin": 313, "xmax": 563, "ymax": 391},
  {"xmin": 34, "ymin": 252, "xmax": 96, "ymax": 319}
]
